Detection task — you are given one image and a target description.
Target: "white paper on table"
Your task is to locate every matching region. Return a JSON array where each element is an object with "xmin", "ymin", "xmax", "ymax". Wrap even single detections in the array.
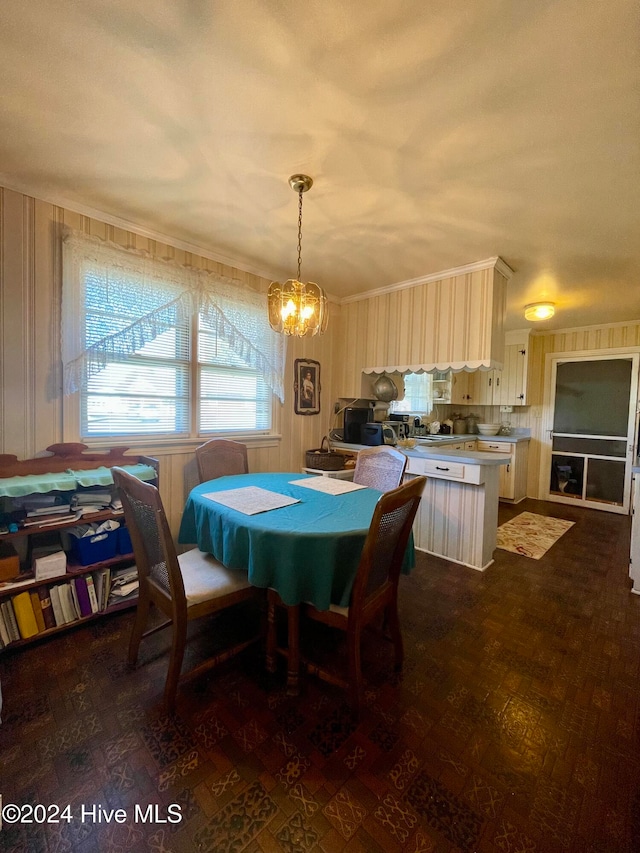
[
  {"xmin": 202, "ymin": 486, "xmax": 300, "ymax": 515},
  {"xmin": 289, "ymin": 477, "xmax": 367, "ymax": 495}
]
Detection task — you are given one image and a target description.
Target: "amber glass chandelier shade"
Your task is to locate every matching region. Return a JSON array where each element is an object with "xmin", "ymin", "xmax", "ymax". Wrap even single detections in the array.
[
  {"xmin": 267, "ymin": 279, "xmax": 328, "ymax": 337},
  {"xmin": 268, "ymin": 173, "xmax": 328, "ymax": 336}
]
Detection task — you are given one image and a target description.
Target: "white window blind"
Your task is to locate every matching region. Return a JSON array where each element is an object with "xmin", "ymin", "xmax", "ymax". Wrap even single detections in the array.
[
  {"xmin": 62, "ymin": 230, "xmax": 286, "ymax": 439},
  {"xmin": 390, "ymin": 372, "xmax": 433, "ymax": 416}
]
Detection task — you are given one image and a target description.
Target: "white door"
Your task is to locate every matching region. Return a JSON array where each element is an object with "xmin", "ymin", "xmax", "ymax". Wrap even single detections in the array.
[{"xmin": 540, "ymin": 354, "xmax": 639, "ymax": 514}]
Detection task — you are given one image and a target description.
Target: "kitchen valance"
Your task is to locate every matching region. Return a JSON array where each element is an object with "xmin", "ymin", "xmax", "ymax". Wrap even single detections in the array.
[
  {"xmin": 61, "ymin": 230, "xmax": 287, "ymax": 402},
  {"xmin": 362, "ymin": 360, "xmax": 501, "ymax": 375}
]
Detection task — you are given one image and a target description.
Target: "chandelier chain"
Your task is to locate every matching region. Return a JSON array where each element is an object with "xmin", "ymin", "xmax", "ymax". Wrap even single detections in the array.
[{"xmin": 296, "ymin": 187, "xmax": 303, "ymax": 281}]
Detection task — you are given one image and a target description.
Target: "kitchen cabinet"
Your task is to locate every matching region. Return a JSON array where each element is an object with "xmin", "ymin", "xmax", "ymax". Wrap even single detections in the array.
[
  {"xmin": 338, "ymin": 259, "xmax": 511, "ymax": 397},
  {"xmin": 450, "ymin": 371, "xmax": 472, "ymax": 404},
  {"xmin": 466, "ymin": 331, "xmax": 530, "ymax": 406},
  {"xmin": 469, "ymin": 369, "xmax": 501, "ymax": 405},
  {"xmin": 476, "ymin": 439, "xmax": 529, "ymax": 502},
  {"xmin": 448, "ymin": 440, "xmax": 477, "ymax": 451},
  {"xmin": 431, "ymin": 371, "xmax": 471, "ymax": 405},
  {"xmin": 497, "ymin": 330, "xmax": 530, "ymax": 405},
  {"xmin": 404, "ymin": 450, "xmax": 508, "ymax": 571}
]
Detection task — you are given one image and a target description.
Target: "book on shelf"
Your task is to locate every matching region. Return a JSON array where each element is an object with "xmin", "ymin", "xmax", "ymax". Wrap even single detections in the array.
[
  {"xmin": 73, "ymin": 576, "xmax": 93, "ymax": 618},
  {"xmin": 30, "ymin": 590, "xmax": 46, "ymax": 633},
  {"xmin": 37, "ymin": 586, "xmax": 56, "ymax": 629},
  {"xmin": 97, "ymin": 568, "xmax": 112, "ymax": 611},
  {"xmin": 0, "ymin": 607, "xmax": 10, "ymax": 646},
  {"xmin": 58, "ymin": 583, "xmax": 78, "ymax": 624},
  {"xmin": 26, "ymin": 503, "xmax": 73, "ymax": 517},
  {"xmin": 12, "ymin": 591, "xmax": 39, "ymax": 639},
  {"xmin": 85, "ymin": 574, "xmax": 99, "ymax": 614},
  {"xmin": 22, "ymin": 511, "xmax": 82, "ymax": 528},
  {"xmin": 49, "ymin": 585, "xmax": 64, "ymax": 626},
  {"xmin": 107, "ymin": 566, "xmax": 139, "ymax": 606},
  {"xmin": 1, "ymin": 599, "xmax": 20, "ymax": 642},
  {"xmin": 69, "ymin": 579, "xmax": 81, "ymax": 618}
]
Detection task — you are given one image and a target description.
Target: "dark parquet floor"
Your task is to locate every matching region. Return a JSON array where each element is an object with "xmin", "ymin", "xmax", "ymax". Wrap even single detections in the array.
[{"xmin": 1, "ymin": 498, "xmax": 639, "ymax": 852}]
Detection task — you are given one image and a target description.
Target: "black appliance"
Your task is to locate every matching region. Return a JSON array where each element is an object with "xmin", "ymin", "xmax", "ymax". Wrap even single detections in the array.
[
  {"xmin": 343, "ymin": 407, "xmax": 371, "ymax": 443},
  {"xmin": 360, "ymin": 423, "xmax": 384, "ymax": 446}
]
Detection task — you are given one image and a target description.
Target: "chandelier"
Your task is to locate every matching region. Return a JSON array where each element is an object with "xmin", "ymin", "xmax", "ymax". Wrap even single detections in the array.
[{"xmin": 268, "ymin": 174, "xmax": 328, "ymax": 336}]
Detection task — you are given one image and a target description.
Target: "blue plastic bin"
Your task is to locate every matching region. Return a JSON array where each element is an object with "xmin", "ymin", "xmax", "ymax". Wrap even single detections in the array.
[
  {"xmin": 118, "ymin": 525, "xmax": 133, "ymax": 555},
  {"xmin": 72, "ymin": 528, "xmax": 119, "ymax": 566}
]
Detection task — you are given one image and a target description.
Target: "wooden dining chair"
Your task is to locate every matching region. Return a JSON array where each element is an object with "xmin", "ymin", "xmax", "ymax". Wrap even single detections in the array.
[
  {"xmin": 195, "ymin": 438, "xmax": 248, "ymax": 483},
  {"xmin": 112, "ymin": 467, "xmax": 263, "ymax": 711},
  {"xmin": 268, "ymin": 475, "xmax": 427, "ymax": 715},
  {"xmin": 352, "ymin": 445, "xmax": 407, "ymax": 491}
]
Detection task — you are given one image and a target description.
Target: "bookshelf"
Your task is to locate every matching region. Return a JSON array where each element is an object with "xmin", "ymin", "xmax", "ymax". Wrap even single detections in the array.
[{"xmin": 0, "ymin": 443, "xmax": 158, "ymax": 649}]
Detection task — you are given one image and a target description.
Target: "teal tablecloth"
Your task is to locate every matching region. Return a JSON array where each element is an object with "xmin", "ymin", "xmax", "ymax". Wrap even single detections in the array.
[{"xmin": 178, "ymin": 472, "xmax": 414, "ymax": 610}]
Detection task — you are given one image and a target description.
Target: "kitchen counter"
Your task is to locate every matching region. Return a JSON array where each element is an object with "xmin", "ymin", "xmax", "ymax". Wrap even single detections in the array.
[
  {"xmin": 331, "ymin": 439, "xmax": 511, "ymax": 571},
  {"xmin": 332, "ymin": 439, "xmax": 512, "ymax": 468}
]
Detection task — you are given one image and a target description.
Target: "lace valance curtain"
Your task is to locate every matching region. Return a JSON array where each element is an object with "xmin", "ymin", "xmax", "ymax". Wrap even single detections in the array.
[{"xmin": 61, "ymin": 230, "xmax": 287, "ymax": 402}]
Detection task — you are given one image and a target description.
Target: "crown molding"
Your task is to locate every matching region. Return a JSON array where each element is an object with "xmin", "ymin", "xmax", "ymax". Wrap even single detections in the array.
[
  {"xmin": 339, "ymin": 256, "xmax": 513, "ymax": 305},
  {"xmin": 0, "ymin": 175, "xmax": 279, "ymax": 283}
]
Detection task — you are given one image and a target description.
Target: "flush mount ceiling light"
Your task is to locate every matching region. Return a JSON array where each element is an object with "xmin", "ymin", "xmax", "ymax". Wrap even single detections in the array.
[
  {"xmin": 524, "ymin": 301, "xmax": 555, "ymax": 321},
  {"xmin": 268, "ymin": 174, "xmax": 327, "ymax": 337}
]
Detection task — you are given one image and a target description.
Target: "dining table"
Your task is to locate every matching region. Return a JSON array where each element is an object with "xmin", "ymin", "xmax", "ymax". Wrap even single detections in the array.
[{"xmin": 178, "ymin": 471, "xmax": 415, "ymax": 691}]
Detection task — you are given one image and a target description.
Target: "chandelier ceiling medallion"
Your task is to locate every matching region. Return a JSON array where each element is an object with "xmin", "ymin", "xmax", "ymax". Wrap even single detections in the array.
[{"xmin": 268, "ymin": 174, "xmax": 327, "ymax": 337}]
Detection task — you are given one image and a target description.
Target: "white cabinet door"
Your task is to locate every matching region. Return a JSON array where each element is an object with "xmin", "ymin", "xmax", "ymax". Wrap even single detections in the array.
[
  {"xmin": 450, "ymin": 371, "xmax": 472, "ymax": 404},
  {"xmin": 477, "ymin": 439, "xmax": 529, "ymax": 502},
  {"xmin": 498, "ymin": 342, "xmax": 529, "ymax": 405},
  {"xmin": 469, "ymin": 370, "xmax": 501, "ymax": 405}
]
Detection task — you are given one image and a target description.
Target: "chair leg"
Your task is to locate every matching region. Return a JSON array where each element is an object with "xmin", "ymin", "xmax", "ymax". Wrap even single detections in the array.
[
  {"xmin": 347, "ymin": 628, "xmax": 363, "ymax": 715},
  {"xmin": 386, "ymin": 603, "xmax": 404, "ymax": 671},
  {"xmin": 163, "ymin": 614, "xmax": 188, "ymax": 712},
  {"xmin": 128, "ymin": 592, "xmax": 150, "ymax": 666}
]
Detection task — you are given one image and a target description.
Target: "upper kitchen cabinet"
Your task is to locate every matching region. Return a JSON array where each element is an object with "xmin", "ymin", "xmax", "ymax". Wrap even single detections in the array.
[
  {"xmin": 497, "ymin": 330, "xmax": 531, "ymax": 406},
  {"xmin": 469, "ymin": 369, "xmax": 501, "ymax": 405},
  {"xmin": 334, "ymin": 258, "xmax": 511, "ymax": 398},
  {"xmin": 467, "ymin": 330, "xmax": 531, "ymax": 406}
]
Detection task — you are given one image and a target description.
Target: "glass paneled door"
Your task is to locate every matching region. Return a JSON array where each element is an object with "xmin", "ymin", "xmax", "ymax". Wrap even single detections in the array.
[{"xmin": 543, "ymin": 355, "xmax": 639, "ymax": 514}]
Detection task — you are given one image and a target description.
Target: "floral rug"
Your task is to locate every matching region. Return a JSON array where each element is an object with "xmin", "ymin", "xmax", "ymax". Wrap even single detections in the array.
[{"xmin": 496, "ymin": 511, "xmax": 575, "ymax": 559}]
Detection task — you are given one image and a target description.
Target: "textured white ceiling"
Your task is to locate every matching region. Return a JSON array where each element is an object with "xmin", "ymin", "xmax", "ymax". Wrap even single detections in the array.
[{"xmin": 1, "ymin": 0, "xmax": 638, "ymax": 330}]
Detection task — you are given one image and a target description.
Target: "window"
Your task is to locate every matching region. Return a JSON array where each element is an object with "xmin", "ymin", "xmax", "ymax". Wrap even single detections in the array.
[
  {"xmin": 390, "ymin": 373, "xmax": 433, "ymax": 416},
  {"xmin": 62, "ymin": 230, "xmax": 286, "ymax": 439}
]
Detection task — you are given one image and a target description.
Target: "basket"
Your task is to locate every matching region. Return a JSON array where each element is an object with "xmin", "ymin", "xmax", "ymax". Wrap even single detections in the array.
[{"xmin": 305, "ymin": 436, "xmax": 346, "ymax": 471}]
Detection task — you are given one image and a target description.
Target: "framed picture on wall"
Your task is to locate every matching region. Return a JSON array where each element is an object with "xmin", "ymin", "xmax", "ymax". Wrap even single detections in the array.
[{"xmin": 294, "ymin": 359, "xmax": 320, "ymax": 415}]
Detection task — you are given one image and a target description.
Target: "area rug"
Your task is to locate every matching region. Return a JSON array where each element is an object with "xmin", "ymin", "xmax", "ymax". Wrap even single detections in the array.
[{"xmin": 496, "ymin": 511, "xmax": 575, "ymax": 559}]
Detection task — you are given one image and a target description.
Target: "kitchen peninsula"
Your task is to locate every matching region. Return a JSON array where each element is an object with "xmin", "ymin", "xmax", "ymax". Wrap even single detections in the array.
[{"xmin": 332, "ymin": 439, "xmax": 510, "ymax": 571}]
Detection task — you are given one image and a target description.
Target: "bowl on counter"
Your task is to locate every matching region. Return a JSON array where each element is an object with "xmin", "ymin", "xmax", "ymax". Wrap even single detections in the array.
[{"xmin": 477, "ymin": 423, "xmax": 501, "ymax": 436}]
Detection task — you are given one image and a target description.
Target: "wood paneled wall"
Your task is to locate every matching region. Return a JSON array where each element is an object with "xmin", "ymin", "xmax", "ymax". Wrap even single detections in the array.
[
  {"xmin": 335, "ymin": 264, "xmax": 508, "ymax": 396},
  {"xmin": 0, "ymin": 187, "xmax": 339, "ymax": 537},
  {"xmin": 3, "ymin": 184, "xmax": 639, "ymax": 521}
]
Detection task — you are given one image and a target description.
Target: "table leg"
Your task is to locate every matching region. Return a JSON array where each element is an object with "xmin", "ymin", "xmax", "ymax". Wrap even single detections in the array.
[
  {"xmin": 266, "ymin": 590, "xmax": 278, "ymax": 674},
  {"xmin": 286, "ymin": 603, "xmax": 301, "ymax": 696}
]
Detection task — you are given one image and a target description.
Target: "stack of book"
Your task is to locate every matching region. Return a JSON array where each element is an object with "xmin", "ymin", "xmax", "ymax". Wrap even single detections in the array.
[
  {"xmin": 0, "ymin": 563, "xmax": 138, "ymax": 648},
  {"xmin": 70, "ymin": 489, "xmax": 113, "ymax": 515},
  {"xmin": 17, "ymin": 496, "xmax": 80, "ymax": 528}
]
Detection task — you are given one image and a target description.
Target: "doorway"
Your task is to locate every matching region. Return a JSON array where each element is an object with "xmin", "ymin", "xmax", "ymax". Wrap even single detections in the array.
[{"xmin": 540, "ymin": 353, "xmax": 639, "ymax": 514}]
